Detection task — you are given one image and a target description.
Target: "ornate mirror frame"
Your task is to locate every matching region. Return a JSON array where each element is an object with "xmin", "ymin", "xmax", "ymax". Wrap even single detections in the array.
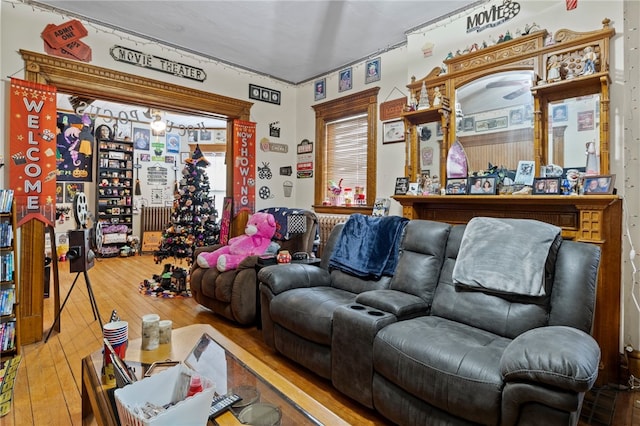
[{"xmin": 402, "ymin": 19, "xmax": 614, "ymax": 183}]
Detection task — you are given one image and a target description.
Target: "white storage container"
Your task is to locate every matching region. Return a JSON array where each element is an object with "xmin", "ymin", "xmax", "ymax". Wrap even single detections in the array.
[{"xmin": 115, "ymin": 363, "xmax": 215, "ymax": 426}]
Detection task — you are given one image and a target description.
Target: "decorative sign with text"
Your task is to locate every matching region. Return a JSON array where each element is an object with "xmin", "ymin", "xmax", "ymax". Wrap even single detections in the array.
[
  {"xmin": 110, "ymin": 45, "xmax": 207, "ymax": 82},
  {"xmin": 233, "ymin": 121, "xmax": 256, "ymax": 216},
  {"xmin": 41, "ymin": 20, "xmax": 92, "ymax": 62},
  {"xmin": 9, "ymin": 78, "xmax": 58, "ymax": 226},
  {"xmin": 380, "ymin": 97, "xmax": 407, "ymax": 121}
]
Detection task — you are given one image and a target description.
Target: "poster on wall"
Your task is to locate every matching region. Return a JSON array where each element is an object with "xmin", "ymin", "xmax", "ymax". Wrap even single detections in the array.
[
  {"xmin": 9, "ymin": 78, "xmax": 58, "ymax": 226},
  {"xmin": 56, "ymin": 111, "xmax": 94, "ymax": 182},
  {"xmin": 232, "ymin": 120, "xmax": 256, "ymax": 216}
]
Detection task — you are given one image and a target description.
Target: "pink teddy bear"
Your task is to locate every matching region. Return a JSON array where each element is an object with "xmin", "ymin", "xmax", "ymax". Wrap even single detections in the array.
[{"xmin": 196, "ymin": 212, "xmax": 276, "ymax": 272}]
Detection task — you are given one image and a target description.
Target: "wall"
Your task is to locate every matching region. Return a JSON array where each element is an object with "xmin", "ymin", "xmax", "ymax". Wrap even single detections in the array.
[{"xmin": 2, "ymin": 1, "xmax": 640, "ymax": 353}]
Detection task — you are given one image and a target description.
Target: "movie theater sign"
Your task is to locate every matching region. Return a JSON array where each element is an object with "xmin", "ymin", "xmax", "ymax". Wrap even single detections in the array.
[{"xmin": 110, "ymin": 45, "xmax": 207, "ymax": 82}]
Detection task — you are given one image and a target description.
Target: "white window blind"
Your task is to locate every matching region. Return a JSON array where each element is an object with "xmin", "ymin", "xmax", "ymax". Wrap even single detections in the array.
[{"xmin": 325, "ymin": 113, "xmax": 368, "ymax": 196}]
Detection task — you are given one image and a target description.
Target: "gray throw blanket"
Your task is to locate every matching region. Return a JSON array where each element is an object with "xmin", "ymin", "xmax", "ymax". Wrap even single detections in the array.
[{"xmin": 329, "ymin": 214, "xmax": 408, "ymax": 279}]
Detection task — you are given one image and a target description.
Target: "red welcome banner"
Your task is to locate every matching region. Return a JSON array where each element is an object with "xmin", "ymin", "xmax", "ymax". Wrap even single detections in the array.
[
  {"xmin": 9, "ymin": 78, "xmax": 58, "ymax": 227},
  {"xmin": 232, "ymin": 120, "xmax": 256, "ymax": 216}
]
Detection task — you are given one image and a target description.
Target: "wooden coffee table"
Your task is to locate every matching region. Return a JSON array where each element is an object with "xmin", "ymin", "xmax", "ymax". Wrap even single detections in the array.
[{"xmin": 81, "ymin": 323, "xmax": 348, "ymax": 425}]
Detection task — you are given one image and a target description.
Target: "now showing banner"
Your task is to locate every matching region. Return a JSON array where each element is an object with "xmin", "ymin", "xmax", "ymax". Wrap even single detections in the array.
[
  {"xmin": 232, "ymin": 120, "xmax": 256, "ymax": 216},
  {"xmin": 9, "ymin": 78, "xmax": 58, "ymax": 226}
]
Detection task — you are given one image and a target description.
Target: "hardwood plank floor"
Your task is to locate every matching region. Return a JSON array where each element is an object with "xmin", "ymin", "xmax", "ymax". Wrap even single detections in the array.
[{"xmin": 3, "ymin": 254, "xmax": 640, "ymax": 425}]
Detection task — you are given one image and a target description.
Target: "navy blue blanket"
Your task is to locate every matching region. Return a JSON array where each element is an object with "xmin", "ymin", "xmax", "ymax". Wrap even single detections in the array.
[{"xmin": 329, "ymin": 214, "xmax": 408, "ymax": 279}]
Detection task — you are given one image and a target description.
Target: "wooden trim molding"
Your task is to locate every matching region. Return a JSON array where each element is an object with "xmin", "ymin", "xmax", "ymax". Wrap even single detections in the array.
[
  {"xmin": 312, "ymin": 87, "xmax": 380, "ymax": 208},
  {"xmin": 20, "ymin": 50, "xmax": 252, "ymax": 119}
]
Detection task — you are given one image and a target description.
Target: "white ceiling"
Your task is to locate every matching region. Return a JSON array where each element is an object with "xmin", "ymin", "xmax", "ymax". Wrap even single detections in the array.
[{"xmin": 30, "ymin": 0, "xmax": 481, "ymax": 84}]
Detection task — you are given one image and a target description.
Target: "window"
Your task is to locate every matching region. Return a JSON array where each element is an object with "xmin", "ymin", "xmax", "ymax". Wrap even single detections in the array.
[{"xmin": 312, "ymin": 87, "xmax": 379, "ymax": 210}]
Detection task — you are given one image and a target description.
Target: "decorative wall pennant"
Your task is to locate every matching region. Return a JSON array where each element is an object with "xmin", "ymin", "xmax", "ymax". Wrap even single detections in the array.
[
  {"xmin": 9, "ymin": 78, "xmax": 58, "ymax": 226},
  {"xmin": 233, "ymin": 120, "xmax": 256, "ymax": 215}
]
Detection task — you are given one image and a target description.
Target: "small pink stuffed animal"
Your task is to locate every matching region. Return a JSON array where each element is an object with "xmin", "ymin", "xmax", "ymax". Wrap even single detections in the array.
[{"xmin": 196, "ymin": 212, "xmax": 276, "ymax": 271}]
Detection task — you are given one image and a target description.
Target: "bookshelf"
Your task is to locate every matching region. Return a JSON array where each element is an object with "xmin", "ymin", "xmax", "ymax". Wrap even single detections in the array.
[
  {"xmin": 96, "ymin": 139, "xmax": 134, "ymax": 257},
  {"xmin": 0, "ymin": 191, "xmax": 18, "ymax": 360}
]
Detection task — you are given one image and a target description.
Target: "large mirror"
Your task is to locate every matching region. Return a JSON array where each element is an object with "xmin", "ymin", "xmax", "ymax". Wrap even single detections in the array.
[
  {"xmin": 454, "ymin": 70, "xmax": 535, "ymax": 173},
  {"xmin": 547, "ymin": 95, "xmax": 600, "ymax": 171}
]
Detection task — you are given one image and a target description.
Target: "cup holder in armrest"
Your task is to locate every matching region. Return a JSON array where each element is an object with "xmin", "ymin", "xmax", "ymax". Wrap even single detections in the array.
[
  {"xmin": 367, "ymin": 310, "xmax": 384, "ymax": 316},
  {"xmin": 349, "ymin": 304, "xmax": 366, "ymax": 310}
]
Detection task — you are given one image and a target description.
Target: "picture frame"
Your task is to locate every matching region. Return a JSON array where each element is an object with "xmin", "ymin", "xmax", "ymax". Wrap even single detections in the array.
[
  {"xmin": 533, "ymin": 177, "xmax": 561, "ymax": 194},
  {"xmin": 383, "ymin": 120, "xmax": 406, "ymax": 144},
  {"xmin": 180, "ymin": 152, "xmax": 190, "ymax": 163},
  {"xmin": 583, "ymin": 175, "xmax": 615, "ymax": 194},
  {"xmin": 462, "ymin": 117, "xmax": 475, "ymax": 132},
  {"xmin": 407, "ymin": 182, "xmax": 420, "ymax": 195},
  {"xmin": 577, "ymin": 110, "xmax": 595, "ymax": 131},
  {"xmin": 514, "ymin": 160, "xmax": 536, "ymax": 186},
  {"xmin": 365, "ymin": 57, "xmax": 381, "ymax": 84},
  {"xmin": 446, "ymin": 178, "xmax": 468, "ymax": 195},
  {"xmin": 338, "ymin": 67, "xmax": 352, "ymax": 92},
  {"xmin": 394, "ymin": 177, "xmax": 409, "ymax": 195},
  {"xmin": 468, "ymin": 176, "xmax": 497, "ymax": 195},
  {"xmin": 199, "ymin": 129, "xmax": 212, "ymax": 141},
  {"xmin": 510, "ymin": 108, "xmax": 524, "ymax": 125},
  {"xmin": 314, "ymin": 78, "xmax": 326, "ymax": 101},
  {"xmin": 552, "ymin": 104, "xmax": 568, "ymax": 122}
]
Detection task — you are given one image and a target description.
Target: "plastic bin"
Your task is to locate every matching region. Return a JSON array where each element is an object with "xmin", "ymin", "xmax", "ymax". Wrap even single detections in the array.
[{"xmin": 114, "ymin": 363, "xmax": 215, "ymax": 426}]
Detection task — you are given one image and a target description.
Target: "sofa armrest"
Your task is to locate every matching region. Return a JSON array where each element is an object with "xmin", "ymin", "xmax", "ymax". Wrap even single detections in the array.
[
  {"xmin": 500, "ymin": 326, "xmax": 600, "ymax": 393},
  {"xmin": 258, "ymin": 263, "xmax": 331, "ymax": 295},
  {"xmin": 356, "ymin": 289, "xmax": 428, "ymax": 319},
  {"xmin": 193, "ymin": 244, "xmax": 223, "ymax": 257}
]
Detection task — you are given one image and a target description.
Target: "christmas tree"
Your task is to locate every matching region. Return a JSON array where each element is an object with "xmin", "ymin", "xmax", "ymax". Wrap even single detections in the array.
[{"xmin": 154, "ymin": 145, "xmax": 220, "ymax": 265}]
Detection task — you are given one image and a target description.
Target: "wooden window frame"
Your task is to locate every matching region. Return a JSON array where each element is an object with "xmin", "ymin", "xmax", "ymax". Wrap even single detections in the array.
[{"xmin": 312, "ymin": 87, "xmax": 379, "ymax": 214}]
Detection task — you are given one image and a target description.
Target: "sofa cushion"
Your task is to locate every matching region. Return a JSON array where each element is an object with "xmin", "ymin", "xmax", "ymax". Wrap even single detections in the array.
[
  {"xmin": 452, "ymin": 217, "xmax": 561, "ymax": 297},
  {"xmin": 373, "ymin": 316, "xmax": 508, "ymax": 424},
  {"xmin": 270, "ymin": 287, "xmax": 357, "ymax": 345}
]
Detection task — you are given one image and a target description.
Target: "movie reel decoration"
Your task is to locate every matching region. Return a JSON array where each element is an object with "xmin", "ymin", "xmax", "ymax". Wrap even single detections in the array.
[
  {"xmin": 259, "ymin": 186, "xmax": 273, "ymax": 199},
  {"xmin": 69, "ymin": 192, "xmax": 100, "ymax": 272},
  {"xmin": 73, "ymin": 191, "xmax": 90, "ymax": 228}
]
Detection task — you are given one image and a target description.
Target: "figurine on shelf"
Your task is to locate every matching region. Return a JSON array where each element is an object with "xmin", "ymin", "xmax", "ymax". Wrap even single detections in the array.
[
  {"xmin": 432, "ymin": 86, "xmax": 442, "ymax": 107},
  {"xmin": 582, "ymin": 46, "xmax": 598, "ymax": 75},
  {"xmin": 585, "ymin": 141, "xmax": 600, "ymax": 175},
  {"xmin": 547, "ymin": 55, "xmax": 561, "ymax": 82},
  {"xmin": 417, "ymin": 82, "xmax": 430, "ymax": 110}
]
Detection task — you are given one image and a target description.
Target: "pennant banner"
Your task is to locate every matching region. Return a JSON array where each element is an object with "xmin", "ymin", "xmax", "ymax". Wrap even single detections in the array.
[
  {"xmin": 9, "ymin": 78, "xmax": 58, "ymax": 227},
  {"xmin": 232, "ymin": 120, "xmax": 256, "ymax": 216}
]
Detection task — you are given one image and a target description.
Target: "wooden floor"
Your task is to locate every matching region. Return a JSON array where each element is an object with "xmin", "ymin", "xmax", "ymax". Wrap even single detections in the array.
[{"xmin": 2, "ymin": 254, "xmax": 640, "ymax": 425}]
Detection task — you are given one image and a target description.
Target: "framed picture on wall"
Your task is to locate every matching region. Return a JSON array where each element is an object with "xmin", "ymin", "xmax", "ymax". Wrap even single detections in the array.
[
  {"xmin": 339, "ymin": 67, "xmax": 352, "ymax": 92},
  {"xmin": 383, "ymin": 120, "xmax": 405, "ymax": 144},
  {"xmin": 180, "ymin": 152, "xmax": 190, "ymax": 164},
  {"xmin": 365, "ymin": 57, "xmax": 381, "ymax": 84},
  {"xmin": 314, "ymin": 78, "xmax": 326, "ymax": 101}
]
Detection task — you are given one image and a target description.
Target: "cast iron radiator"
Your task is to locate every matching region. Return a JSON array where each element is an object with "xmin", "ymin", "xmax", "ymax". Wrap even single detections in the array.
[
  {"xmin": 316, "ymin": 214, "xmax": 349, "ymax": 257},
  {"xmin": 141, "ymin": 206, "xmax": 172, "ymax": 233}
]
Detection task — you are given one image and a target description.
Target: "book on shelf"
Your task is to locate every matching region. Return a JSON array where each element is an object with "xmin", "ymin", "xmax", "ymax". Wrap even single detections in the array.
[
  {"xmin": 0, "ymin": 190, "xmax": 14, "ymax": 214},
  {"xmin": 0, "ymin": 288, "xmax": 15, "ymax": 316}
]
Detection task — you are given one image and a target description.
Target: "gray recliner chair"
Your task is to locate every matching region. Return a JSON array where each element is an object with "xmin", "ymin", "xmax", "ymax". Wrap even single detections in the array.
[{"xmin": 190, "ymin": 208, "xmax": 318, "ymax": 325}]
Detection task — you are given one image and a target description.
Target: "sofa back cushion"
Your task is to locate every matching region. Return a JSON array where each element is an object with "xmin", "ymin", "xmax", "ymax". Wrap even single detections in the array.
[
  {"xmin": 321, "ymin": 223, "xmax": 393, "ymax": 293},
  {"xmin": 432, "ymin": 225, "xmax": 553, "ymax": 339},
  {"xmin": 388, "ymin": 220, "xmax": 451, "ymax": 303}
]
